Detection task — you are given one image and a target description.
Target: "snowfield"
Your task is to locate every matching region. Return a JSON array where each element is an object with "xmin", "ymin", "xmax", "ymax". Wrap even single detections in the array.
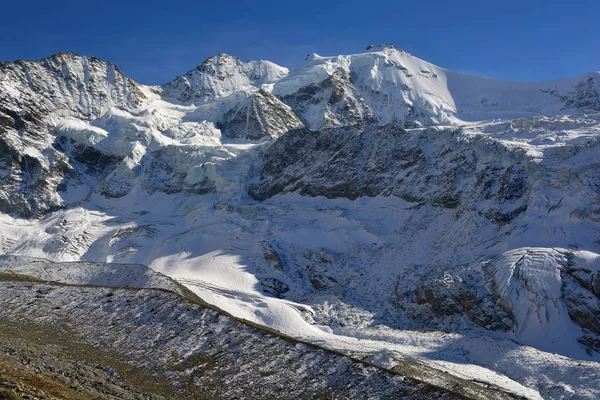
[{"xmin": 1, "ymin": 44, "xmax": 600, "ymax": 399}]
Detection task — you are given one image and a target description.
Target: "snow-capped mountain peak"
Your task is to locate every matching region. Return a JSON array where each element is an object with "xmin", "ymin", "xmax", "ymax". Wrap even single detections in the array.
[
  {"xmin": 0, "ymin": 52, "xmax": 145, "ymax": 121},
  {"xmin": 161, "ymin": 53, "xmax": 288, "ymax": 103}
]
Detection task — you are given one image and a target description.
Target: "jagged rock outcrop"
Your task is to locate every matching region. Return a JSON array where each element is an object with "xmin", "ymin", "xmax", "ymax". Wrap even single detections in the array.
[
  {"xmin": 220, "ymin": 89, "xmax": 304, "ymax": 140},
  {"xmin": 401, "ymin": 269, "xmax": 512, "ymax": 331},
  {"xmin": 251, "ymin": 124, "xmax": 531, "ymax": 224},
  {"xmin": 547, "ymin": 75, "xmax": 600, "ymax": 111},
  {"xmin": 278, "ymin": 67, "xmax": 374, "ymax": 130},
  {"xmin": 260, "ymin": 277, "xmax": 290, "ymax": 298}
]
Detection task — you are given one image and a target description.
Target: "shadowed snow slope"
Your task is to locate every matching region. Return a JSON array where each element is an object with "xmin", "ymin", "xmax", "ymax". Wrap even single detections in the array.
[
  {"xmin": 484, "ymin": 248, "xmax": 600, "ymax": 357},
  {"xmin": 0, "ymin": 254, "xmax": 184, "ymax": 293}
]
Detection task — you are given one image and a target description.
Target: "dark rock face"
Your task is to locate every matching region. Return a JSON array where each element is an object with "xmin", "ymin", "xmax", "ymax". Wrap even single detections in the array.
[
  {"xmin": 0, "ymin": 137, "xmax": 60, "ymax": 217},
  {"xmin": 498, "ymin": 165, "xmax": 528, "ymax": 202},
  {"xmin": 543, "ymin": 75, "xmax": 600, "ymax": 112},
  {"xmin": 564, "ymin": 76, "xmax": 600, "ymax": 111},
  {"xmin": 220, "ymin": 89, "xmax": 304, "ymax": 140},
  {"xmin": 260, "ymin": 277, "xmax": 289, "ymax": 298},
  {"xmin": 400, "ymin": 270, "xmax": 512, "ymax": 331},
  {"xmin": 307, "ymin": 264, "xmax": 338, "ymax": 291},
  {"xmin": 303, "ymin": 250, "xmax": 339, "ymax": 291},
  {"xmin": 279, "ymin": 67, "xmax": 374, "ymax": 130},
  {"xmin": 593, "ymin": 273, "xmax": 600, "ymax": 298},
  {"xmin": 563, "ymin": 276, "xmax": 600, "ymax": 353},
  {"xmin": 261, "ymin": 241, "xmax": 286, "ymax": 271},
  {"xmin": 562, "ymin": 263, "xmax": 600, "ymax": 353},
  {"xmin": 251, "ymin": 125, "xmax": 531, "ymax": 221}
]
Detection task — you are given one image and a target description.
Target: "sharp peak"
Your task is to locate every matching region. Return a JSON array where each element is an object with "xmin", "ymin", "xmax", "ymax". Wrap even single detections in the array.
[
  {"xmin": 179, "ymin": 53, "xmax": 278, "ymax": 77},
  {"xmin": 194, "ymin": 53, "xmax": 277, "ymax": 70},
  {"xmin": 162, "ymin": 54, "xmax": 248, "ymax": 85},
  {"xmin": 44, "ymin": 52, "xmax": 99, "ymax": 62},
  {"xmin": 50, "ymin": 51, "xmax": 86, "ymax": 59},
  {"xmin": 49, "ymin": 53, "xmax": 128, "ymax": 75},
  {"xmin": 205, "ymin": 53, "xmax": 240, "ymax": 61},
  {"xmin": 196, "ymin": 53, "xmax": 241, "ymax": 69},
  {"xmin": 6, "ymin": 52, "xmax": 120, "ymax": 68},
  {"xmin": 365, "ymin": 43, "xmax": 405, "ymax": 53}
]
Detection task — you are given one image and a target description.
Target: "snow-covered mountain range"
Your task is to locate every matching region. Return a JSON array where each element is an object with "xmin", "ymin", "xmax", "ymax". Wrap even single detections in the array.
[{"xmin": 1, "ymin": 44, "xmax": 600, "ymax": 399}]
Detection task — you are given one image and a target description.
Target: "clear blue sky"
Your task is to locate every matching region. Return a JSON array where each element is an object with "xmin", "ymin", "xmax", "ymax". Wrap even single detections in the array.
[{"xmin": 2, "ymin": 0, "xmax": 599, "ymax": 84}]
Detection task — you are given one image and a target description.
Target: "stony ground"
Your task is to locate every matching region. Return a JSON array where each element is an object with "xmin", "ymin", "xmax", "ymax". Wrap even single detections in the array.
[{"xmin": 0, "ymin": 273, "xmax": 518, "ymax": 400}]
